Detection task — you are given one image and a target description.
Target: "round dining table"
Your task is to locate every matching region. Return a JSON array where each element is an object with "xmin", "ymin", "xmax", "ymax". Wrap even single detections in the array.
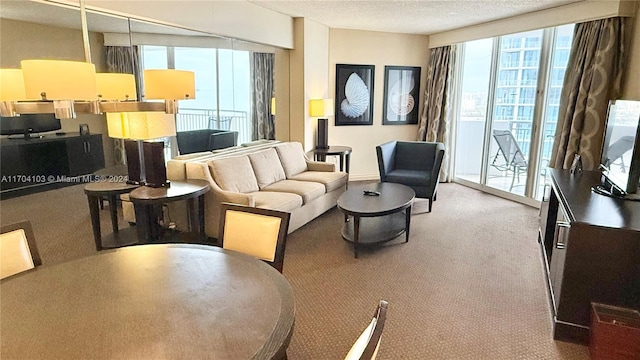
[{"xmin": 0, "ymin": 244, "xmax": 295, "ymax": 360}]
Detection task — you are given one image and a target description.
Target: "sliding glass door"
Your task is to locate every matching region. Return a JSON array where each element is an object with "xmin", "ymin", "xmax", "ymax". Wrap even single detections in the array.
[{"xmin": 453, "ymin": 24, "xmax": 574, "ymax": 201}]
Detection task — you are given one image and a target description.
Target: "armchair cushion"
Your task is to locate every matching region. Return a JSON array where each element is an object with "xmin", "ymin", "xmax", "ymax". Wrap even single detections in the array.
[{"xmin": 385, "ymin": 169, "xmax": 431, "ymax": 187}]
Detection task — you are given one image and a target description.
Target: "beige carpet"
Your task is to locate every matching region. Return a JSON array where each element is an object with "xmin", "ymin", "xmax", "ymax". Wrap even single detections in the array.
[{"xmin": 0, "ymin": 182, "xmax": 589, "ymax": 359}]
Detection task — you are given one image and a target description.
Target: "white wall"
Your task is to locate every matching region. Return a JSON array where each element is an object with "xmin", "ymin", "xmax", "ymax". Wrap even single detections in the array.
[
  {"xmin": 329, "ymin": 29, "xmax": 430, "ymax": 180},
  {"xmin": 429, "ymin": 0, "xmax": 635, "ymax": 48},
  {"xmin": 81, "ymin": 0, "xmax": 294, "ymax": 49}
]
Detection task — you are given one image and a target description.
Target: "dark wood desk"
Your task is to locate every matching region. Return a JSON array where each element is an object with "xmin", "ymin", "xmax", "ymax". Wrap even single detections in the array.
[
  {"xmin": 84, "ymin": 182, "xmax": 139, "ymax": 251},
  {"xmin": 337, "ymin": 183, "xmax": 415, "ymax": 258},
  {"xmin": 0, "ymin": 244, "xmax": 295, "ymax": 360},
  {"xmin": 129, "ymin": 180, "xmax": 209, "ymax": 243},
  {"xmin": 313, "ymin": 146, "xmax": 352, "ymax": 173}
]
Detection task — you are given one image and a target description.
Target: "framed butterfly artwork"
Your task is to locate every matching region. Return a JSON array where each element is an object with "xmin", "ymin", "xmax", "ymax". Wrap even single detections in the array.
[{"xmin": 335, "ymin": 64, "xmax": 375, "ymax": 126}]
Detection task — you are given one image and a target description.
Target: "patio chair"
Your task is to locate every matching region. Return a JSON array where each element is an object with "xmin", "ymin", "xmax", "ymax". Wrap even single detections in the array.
[{"xmin": 490, "ymin": 129, "xmax": 528, "ymax": 191}]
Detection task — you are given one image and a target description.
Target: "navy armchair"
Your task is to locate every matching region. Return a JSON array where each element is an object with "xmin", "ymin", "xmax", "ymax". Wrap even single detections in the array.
[
  {"xmin": 376, "ymin": 141, "xmax": 445, "ymax": 212},
  {"xmin": 176, "ymin": 129, "xmax": 238, "ymax": 155}
]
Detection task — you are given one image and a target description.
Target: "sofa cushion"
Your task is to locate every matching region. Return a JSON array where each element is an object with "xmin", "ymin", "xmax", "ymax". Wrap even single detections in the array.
[
  {"xmin": 208, "ymin": 156, "xmax": 259, "ymax": 193},
  {"xmin": 248, "ymin": 148, "xmax": 287, "ymax": 189},
  {"xmin": 289, "ymin": 171, "xmax": 348, "ymax": 192},
  {"xmin": 275, "ymin": 142, "xmax": 308, "ymax": 178},
  {"xmin": 261, "ymin": 180, "xmax": 325, "ymax": 204},
  {"xmin": 249, "ymin": 191, "xmax": 303, "ymax": 212},
  {"xmin": 386, "ymin": 169, "xmax": 431, "ymax": 187}
]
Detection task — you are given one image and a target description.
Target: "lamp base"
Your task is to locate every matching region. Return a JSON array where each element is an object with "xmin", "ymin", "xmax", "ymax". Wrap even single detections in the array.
[{"xmin": 144, "ymin": 180, "xmax": 171, "ymax": 188}]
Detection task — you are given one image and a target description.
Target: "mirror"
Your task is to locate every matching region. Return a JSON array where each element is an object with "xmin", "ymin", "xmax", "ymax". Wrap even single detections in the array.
[{"xmin": 0, "ymin": 0, "xmax": 281, "ymax": 162}]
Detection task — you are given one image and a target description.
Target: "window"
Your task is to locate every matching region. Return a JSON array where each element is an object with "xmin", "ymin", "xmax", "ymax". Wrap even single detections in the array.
[
  {"xmin": 496, "ymin": 88, "xmax": 517, "ymax": 104},
  {"xmin": 498, "ymin": 70, "xmax": 518, "ymax": 86},
  {"xmin": 141, "ymin": 45, "xmax": 253, "ymax": 146},
  {"xmin": 519, "ymin": 88, "xmax": 536, "ymax": 105},
  {"xmin": 500, "ymin": 52, "xmax": 520, "ymax": 68},
  {"xmin": 521, "ymin": 69, "xmax": 538, "ymax": 86},
  {"xmin": 523, "ymin": 50, "xmax": 540, "ymax": 67},
  {"xmin": 454, "ymin": 24, "xmax": 575, "ymax": 201}
]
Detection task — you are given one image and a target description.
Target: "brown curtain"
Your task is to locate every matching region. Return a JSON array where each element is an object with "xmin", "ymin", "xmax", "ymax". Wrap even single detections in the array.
[
  {"xmin": 251, "ymin": 53, "xmax": 275, "ymax": 140},
  {"xmin": 417, "ymin": 45, "xmax": 455, "ymax": 181},
  {"xmin": 549, "ymin": 17, "xmax": 627, "ymax": 170},
  {"xmin": 106, "ymin": 46, "xmax": 143, "ymax": 165}
]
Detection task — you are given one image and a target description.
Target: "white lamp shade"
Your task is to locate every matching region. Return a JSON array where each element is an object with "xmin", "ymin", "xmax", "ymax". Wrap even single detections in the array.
[
  {"xmin": 0, "ymin": 69, "xmax": 27, "ymax": 101},
  {"xmin": 309, "ymin": 99, "xmax": 334, "ymax": 117},
  {"xmin": 144, "ymin": 69, "xmax": 195, "ymax": 100},
  {"xmin": 21, "ymin": 60, "xmax": 97, "ymax": 100},
  {"xmin": 106, "ymin": 112, "xmax": 176, "ymax": 140},
  {"xmin": 96, "ymin": 73, "xmax": 137, "ymax": 101}
]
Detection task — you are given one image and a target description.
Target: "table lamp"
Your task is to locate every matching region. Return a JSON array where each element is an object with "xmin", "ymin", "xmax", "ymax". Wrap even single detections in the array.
[
  {"xmin": 310, "ymin": 99, "xmax": 334, "ymax": 150},
  {"xmin": 107, "ymin": 112, "xmax": 176, "ymax": 187}
]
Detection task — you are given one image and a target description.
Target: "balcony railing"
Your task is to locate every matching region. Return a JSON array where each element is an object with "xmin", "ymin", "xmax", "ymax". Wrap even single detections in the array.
[{"xmin": 176, "ymin": 108, "xmax": 252, "ymax": 145}]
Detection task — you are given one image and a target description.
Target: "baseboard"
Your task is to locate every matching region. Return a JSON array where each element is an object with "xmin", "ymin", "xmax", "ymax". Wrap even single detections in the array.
[{"xmin": 348, "ymin": 174, "xmax": 379, "ymax": 182}]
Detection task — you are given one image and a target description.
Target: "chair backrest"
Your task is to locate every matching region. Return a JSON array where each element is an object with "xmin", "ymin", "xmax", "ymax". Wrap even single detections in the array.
[
  {"xmin": 219, "ymin": 203, "xmax": 290, "ymax": 273},
  {"xmin": 344, "ymin": 300, "xmax": 389, "ymax": 360},
  {"xmin": 0, "ymin": 220, "xmax": 42, "ymax": 280},
  {"xmin": 492, "ymin": 130, "xmax": 527, "ymax": 166}
]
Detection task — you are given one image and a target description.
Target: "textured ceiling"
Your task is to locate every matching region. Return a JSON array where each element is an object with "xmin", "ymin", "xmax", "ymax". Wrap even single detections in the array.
[{"xmin": 249, "ymin": 0, "xmax": 584, "ymax": 34}]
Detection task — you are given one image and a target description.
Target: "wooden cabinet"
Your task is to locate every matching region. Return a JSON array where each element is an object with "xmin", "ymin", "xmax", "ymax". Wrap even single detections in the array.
[
  {"xmin": 1, "ymin": 133, "xmax": 105, "ymax": 197},
  {"xmin": 539, "ymin": 169, "xmax": 640, "ymax": 344}
]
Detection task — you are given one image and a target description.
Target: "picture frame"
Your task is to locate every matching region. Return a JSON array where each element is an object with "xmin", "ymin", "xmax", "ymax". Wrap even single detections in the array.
[
  {"xmin": 382, "ymin": 66, "xmax": 421, "ymax": 125},
  {"xmin": 335, "ymin": 64, "xmax": 375, "ymax": 126},
  {"xmin": 79, "ymin": 123, "xmax": 90, "ymax": 135}
]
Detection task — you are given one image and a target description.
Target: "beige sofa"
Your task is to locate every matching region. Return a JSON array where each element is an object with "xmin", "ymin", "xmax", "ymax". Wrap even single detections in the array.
[
  {"xmin": 184, "ymin": 142, "xmax": 348, "ymax": 239},
  {"xmin": 123, "ymin": 141, "xmax": 348, "ymax": 240}
]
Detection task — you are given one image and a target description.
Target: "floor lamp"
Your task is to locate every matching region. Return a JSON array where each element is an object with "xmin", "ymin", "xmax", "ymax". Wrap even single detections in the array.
[{"xmin": 106, "ymin": 112, "xmax": 176, "ymax": 187}]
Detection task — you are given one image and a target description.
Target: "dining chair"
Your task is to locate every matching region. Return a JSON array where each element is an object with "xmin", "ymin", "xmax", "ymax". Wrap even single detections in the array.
[
  {"xmin": 219, "ymin": 203, "xmax": 290, "ymax": 273},
  {"xmin": 0, "ymin": 220, "xmax": 42, "ymax": 280},
  {"xmin": 344, "ymin": 300, "xmax": 389, "ymax": 360}
]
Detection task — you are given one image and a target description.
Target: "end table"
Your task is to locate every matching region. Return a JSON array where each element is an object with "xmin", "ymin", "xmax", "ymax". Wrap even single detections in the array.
[
  {"xmin": 313, "ymin": 146, "xmax": 352, "ymax": 173},
  {"xmin": 84, "ymin": 182, "xmax": 139, "ymax": 251}
]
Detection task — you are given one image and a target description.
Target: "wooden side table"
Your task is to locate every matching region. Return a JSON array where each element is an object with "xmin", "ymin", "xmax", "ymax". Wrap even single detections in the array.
[
  {"xmin": 313, "ymin": 146, "xmax": 352, "ymax": 173},
  {"xmin": 129, "ymin": 180, "xmax": 210, "ymax": 243},
  {"xmin": 84, "ymin": 182, "xmax": 139, "ymax": 251}
]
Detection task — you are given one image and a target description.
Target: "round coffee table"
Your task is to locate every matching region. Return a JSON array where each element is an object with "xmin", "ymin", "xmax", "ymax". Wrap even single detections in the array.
[{"xmin": 337, "ymin": 183, "xmax": 415, "ymax": 258}]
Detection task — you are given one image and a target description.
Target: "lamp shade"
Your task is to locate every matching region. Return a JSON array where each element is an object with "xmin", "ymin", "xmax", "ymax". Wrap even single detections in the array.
[
  {"xmin": 106, "ymin": 112, "xmax": 176, "ymax": 140},
  {"xmin": 144, "ymin": 70, "xmax": 195, "ymax": 100},
  {"xmin": 21, "ymin": 60, "xmax": 97, "ymax": 100},
  {"xmin": 271, "ymin": 97, "xmax": 276, "ymax": 116},
  {"xmin": 309, "ymin": 99, "xmax": 334, "ymax": 117},
  {"xmin": 96, "ymin": 73, "xmax": 137, "ymax": 101},
  {"xmin": 0, "ymin": 69, "xmax": 27, "ymax": 101}
]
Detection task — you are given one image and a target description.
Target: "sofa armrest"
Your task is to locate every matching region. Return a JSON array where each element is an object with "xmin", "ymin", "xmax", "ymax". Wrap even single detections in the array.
[{"xmin": 307, "ymin": 160, "xmax": 335, "ymax": 172}]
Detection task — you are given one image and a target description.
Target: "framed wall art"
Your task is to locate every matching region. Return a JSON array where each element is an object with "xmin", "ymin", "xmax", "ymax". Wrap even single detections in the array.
[
  {"xmin": 382, "ymin": 66, "xmax": 421, "ymax": 125},
  {"xmin": 335, "ymin": 64, "xmax": 375, "ymax": 126}
]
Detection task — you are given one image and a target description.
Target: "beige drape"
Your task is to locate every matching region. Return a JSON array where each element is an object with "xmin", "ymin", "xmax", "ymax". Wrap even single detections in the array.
[
  {"xmin": 549, "ymin": 17, "xmax": 627, "ymax": 170},
  {"xmin": 252, "ymin": 53, "xmax": 275, "ymax": 140},
  {"xmin": 106, "ymin": 46, "xmax": 143, "ymax": 165},
  {"xmin": 417, "ymin": 46, "xmax": 455, "ymax": 181}
]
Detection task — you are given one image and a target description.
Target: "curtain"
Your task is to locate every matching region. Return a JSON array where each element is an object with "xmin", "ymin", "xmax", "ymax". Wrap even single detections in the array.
[
  {"xmin": 105, "ymin": 46, "xmax": 143, "ymax": 165},
  {"xmin": 549, "ymin": 17, "xmax": 627, "ymax": 171},
  {"xmin": 417, "ymin": 45, "xmax": 456, "ymax": 182},
  {"xmin": 251, "ymin": 52, "xmax": 275, "ymax": 140}
]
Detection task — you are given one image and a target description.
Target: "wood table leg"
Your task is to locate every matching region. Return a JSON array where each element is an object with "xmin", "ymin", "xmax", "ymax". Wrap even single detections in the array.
[
  {"xmin": 87, "ymin": 195, "xmax": 103, "ymax": 251},
  {"xmin": 198, "ymin": 195, "xmax": 205, "ymax": 242},
  {"xmin": 405, "ymin": 205, "xmax": 412, "ymax": 242},
  {"xmin": 353, "ymin": 216, "xmax": 360, "ymax": 258},
  {"xmin": 339, "ymin": 154, "xmax": 345, "ymax": 172},
  {"xmin": 134, "ymin": 203, "xmax": 151, "ymax": 243},
  {"xmin": 187, "ymin": 197, "xmax": 197, "ymax": 233},
  {"xmin": 109, "ymin": 194, "xmax": 119, "ymax": 234}
]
